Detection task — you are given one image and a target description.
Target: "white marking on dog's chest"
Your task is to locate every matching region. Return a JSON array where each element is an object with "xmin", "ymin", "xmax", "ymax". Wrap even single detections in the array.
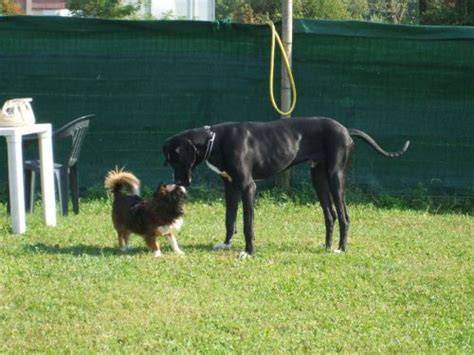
[{"xmin": 157, "ymin": 217, "xmax": 184, "ymax": 235}]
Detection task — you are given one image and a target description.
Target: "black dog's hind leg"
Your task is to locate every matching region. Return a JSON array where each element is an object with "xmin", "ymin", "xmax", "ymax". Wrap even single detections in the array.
[
  {"xmin": 214, "ymin": 181, "xmax": 240, "ymax": 250},
  {"xmin": 327, "ymin": 149, "xmax": 352, "ymax": 252},
  {"xmin": 329, "ymin": 172, "xmax": 349, "ymax": 252},
  {"xmin": 311, "ymin": 162, "xmax": 337, "ymax": 250},
  {"xmin": 240, "ymin": 180, "xmax": 257, "ymax": 258}
]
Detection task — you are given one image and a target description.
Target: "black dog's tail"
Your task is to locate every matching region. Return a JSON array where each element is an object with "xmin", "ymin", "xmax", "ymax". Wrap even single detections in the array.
[
  {"xmin": 349, "ymin": 129, "xmax": 410, "ymax": 158},
  {"xmin": 104, "ymin": 168, "xmax": 140, "ymax": 196}
]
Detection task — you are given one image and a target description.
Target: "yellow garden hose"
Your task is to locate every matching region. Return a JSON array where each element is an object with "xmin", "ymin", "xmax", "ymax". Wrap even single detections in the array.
[{"xmin": 267, "ymin": 21, "xmax": 297, "ymax": 116}]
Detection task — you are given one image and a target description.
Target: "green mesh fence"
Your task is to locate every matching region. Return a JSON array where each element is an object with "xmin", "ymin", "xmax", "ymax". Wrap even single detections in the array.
[{"xmin": 0, "ymin": 16, "xmax": 473, "ymax": 197}]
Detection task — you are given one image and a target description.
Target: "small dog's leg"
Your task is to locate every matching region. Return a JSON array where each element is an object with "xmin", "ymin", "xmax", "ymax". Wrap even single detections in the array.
[
  {"xmin": 118, "ymin": 231, "xmax": 131, "ymax": 252},
  {"xmin": 166, "ymin": 234, "xmax": 185, "ymax": 255},
  {"xmin": 123, "ymin": 233, "xmax": 130, "ymax": 250},
  {"xmin": 118, "ymin": 232, "xmax": 124, "ymax": 250},
  {"xmin": 145, "ymin": 237, "xmax": 162, "ymax": 257}
]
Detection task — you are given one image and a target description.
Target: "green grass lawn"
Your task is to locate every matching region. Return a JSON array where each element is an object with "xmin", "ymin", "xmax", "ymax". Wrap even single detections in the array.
[{"xmin": 0, "ymin": 194, "xmax": 472, "ymax": 352}]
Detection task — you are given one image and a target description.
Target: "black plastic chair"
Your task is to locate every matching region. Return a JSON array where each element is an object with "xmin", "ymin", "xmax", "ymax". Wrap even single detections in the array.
[{"xmin": 23, "ymin": 115, "xmax": 94, "ymax": 215}]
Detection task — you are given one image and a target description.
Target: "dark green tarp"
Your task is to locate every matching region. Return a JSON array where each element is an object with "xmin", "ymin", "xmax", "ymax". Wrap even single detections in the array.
[{"xmin": 0, "ymin": 16, "xmax": 473, "ymax": 196}]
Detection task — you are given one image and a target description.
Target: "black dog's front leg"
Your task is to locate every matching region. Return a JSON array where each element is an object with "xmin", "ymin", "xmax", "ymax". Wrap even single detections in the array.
[
  {"xmin": 240, "ymin": 180, "xmax": 256, "ymax": 258},
  {"xmin": 213, "ymin": 181, "xmax": 239, "ymax": 251}
]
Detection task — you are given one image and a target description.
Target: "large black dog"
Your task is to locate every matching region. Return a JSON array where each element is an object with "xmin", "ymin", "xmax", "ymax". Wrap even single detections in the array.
[{"xmin": 163, "ymin": 117, "xmax": 409, "ymax": 258}]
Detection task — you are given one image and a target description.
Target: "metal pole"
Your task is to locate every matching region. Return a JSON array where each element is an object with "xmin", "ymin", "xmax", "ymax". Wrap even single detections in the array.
[{"xmin": 275, "ymin": 0, "xmax": 293, "ymax": 188}]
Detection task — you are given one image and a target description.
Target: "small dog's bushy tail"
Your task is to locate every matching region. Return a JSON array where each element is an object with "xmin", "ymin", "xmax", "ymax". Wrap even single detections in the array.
[{"xmin": 104, "ymin": 168, "xmax": 140, "ymax": 196}]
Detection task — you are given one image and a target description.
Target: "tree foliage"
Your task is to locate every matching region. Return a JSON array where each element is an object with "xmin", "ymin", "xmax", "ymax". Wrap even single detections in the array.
[
  {"xmin": 66, "ymin": 0, "xmax": 141, "ymax": 19},
  {"xmin": 296, "ymin": 0, "xmax": 350, "ymax": 20},
  {"xmin": 216, "ymin": 0, "xmax": 277, "ymax": 23},
  {"xmin": 0, "ymin": 0, "xmax": 23, "ymax": 15},
  {"xmin": 365, "ymin": 0, "xmax": 419, "ymax": 24},
  {"xmin": 216, "ymin": 0, "xmax": 351, "ymax": 23},
  {"xmin": 420, "ymin": 0, "xmax": 473, "ymax": 25},
  {"xmin": 216, "ymin": 0, "xmax": 472, "ymax": 25}
]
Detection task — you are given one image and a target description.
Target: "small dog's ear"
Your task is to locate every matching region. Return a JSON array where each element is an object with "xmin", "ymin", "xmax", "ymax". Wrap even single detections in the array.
[{"xmin": 153, "ymin": 183, "xmax": 165, "ymax": 197}]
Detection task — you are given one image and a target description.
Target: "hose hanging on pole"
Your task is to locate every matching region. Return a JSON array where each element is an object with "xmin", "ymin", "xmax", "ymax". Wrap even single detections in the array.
[{"xmin": 267, "ymin": 21, "xmax": 297, "ymax": 116}]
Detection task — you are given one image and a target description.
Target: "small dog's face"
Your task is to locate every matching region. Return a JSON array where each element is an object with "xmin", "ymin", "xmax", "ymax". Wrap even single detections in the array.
[
  {"xmin": 153, "ymin": 183, "xmax": 187, "ymax": 207},
  {"xmin": 163, "ymin": 139, "xmax": 196, "ymax": 187},
  {"xmin": 154, "ymin": 183, "xmax": 186, "ymax": 195}
]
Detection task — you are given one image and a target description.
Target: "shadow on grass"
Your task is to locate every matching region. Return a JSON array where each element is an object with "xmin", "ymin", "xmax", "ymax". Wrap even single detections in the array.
[
  {"xmin": 26, "ymin": 243, "xmax": 145, "ymax": 257},
  {"xmin": 180, "ymin": 243, "xmax": 216, "ymax": 253},
  {"xmin": 25, "ymin": 242, "xmax": 216, "ymax": 256}
]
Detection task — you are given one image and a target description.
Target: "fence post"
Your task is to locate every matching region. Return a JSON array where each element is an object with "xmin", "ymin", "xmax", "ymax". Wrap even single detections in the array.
[{"xmin": 275, "ymin": 0, "xmax": 293, "ymax": 189}]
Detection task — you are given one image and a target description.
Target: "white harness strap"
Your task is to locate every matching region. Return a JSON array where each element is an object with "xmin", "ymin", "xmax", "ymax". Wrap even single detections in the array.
[
  {"xmin": 203, "ymin": 126, "xmax": 233, "ymax": 182},
  {"xmin": 202, "ymin": 126, "xmax": 216, "ymax": 161},
  {"xmin": 205, "ymin": 160, "xmax": 233, "ymax": 182}
]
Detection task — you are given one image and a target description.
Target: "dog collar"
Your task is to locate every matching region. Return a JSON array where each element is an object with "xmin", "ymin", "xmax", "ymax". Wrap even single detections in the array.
[
  {"xmin": 202, "ymin": 125, "xmax": 216, "ymax": 161},
  {"xmin": 202, "ymin": 126, "xmax": 232, "ymax": 182}
]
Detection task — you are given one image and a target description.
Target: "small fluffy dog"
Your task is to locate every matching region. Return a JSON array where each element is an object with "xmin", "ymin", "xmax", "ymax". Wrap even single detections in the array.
[{"xmin": 104, "ymin": 169, "xmax": 186, "ymax": 257}]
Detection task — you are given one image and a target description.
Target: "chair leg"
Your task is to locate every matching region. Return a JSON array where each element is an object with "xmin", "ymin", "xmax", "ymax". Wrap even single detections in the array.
[
  {"xmin": 24, "ymin": 170, "xmax": 35, "ymax": 213},
  {"xmin": 54, "ymin": 170, "xmax": 62, "ymax": 215},
  {"xmin": 6, "ymin": 183, "xmax": 10, "ymax": 214},
  {"xmin": 61, "ymin": 168, "xmax": 69, "ymax": 216},
  {"xmin": 69, "ymin": 165, "xmax": 79, "ymax": 214},
  {"xmin": 55, "ymin": 168, "xmax": 69, "ymax": 216},
  {"xmin": 24, "ymin": 171, "xmax": 30, "ymax": 213},
  {"xmin": 30, "ymin": 171, "xmax": 36, "ymax": 213}
]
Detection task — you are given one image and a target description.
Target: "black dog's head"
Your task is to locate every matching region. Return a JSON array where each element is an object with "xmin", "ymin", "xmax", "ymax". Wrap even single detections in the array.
[{"xmin": 162, "ymin": 138, "xmax": 197, "ymax": 187}]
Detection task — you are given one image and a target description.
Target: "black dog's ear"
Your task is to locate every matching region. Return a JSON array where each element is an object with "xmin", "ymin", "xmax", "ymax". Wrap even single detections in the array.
[{"xmin": 183, "ymin": 139, "xmax": 197, "ymax": 166}]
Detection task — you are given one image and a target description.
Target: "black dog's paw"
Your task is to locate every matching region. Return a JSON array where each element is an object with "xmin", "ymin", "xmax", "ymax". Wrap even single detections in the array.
[{"xmin": 237, "ymin": 251, "xmax": 252, "ymax": 260}]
